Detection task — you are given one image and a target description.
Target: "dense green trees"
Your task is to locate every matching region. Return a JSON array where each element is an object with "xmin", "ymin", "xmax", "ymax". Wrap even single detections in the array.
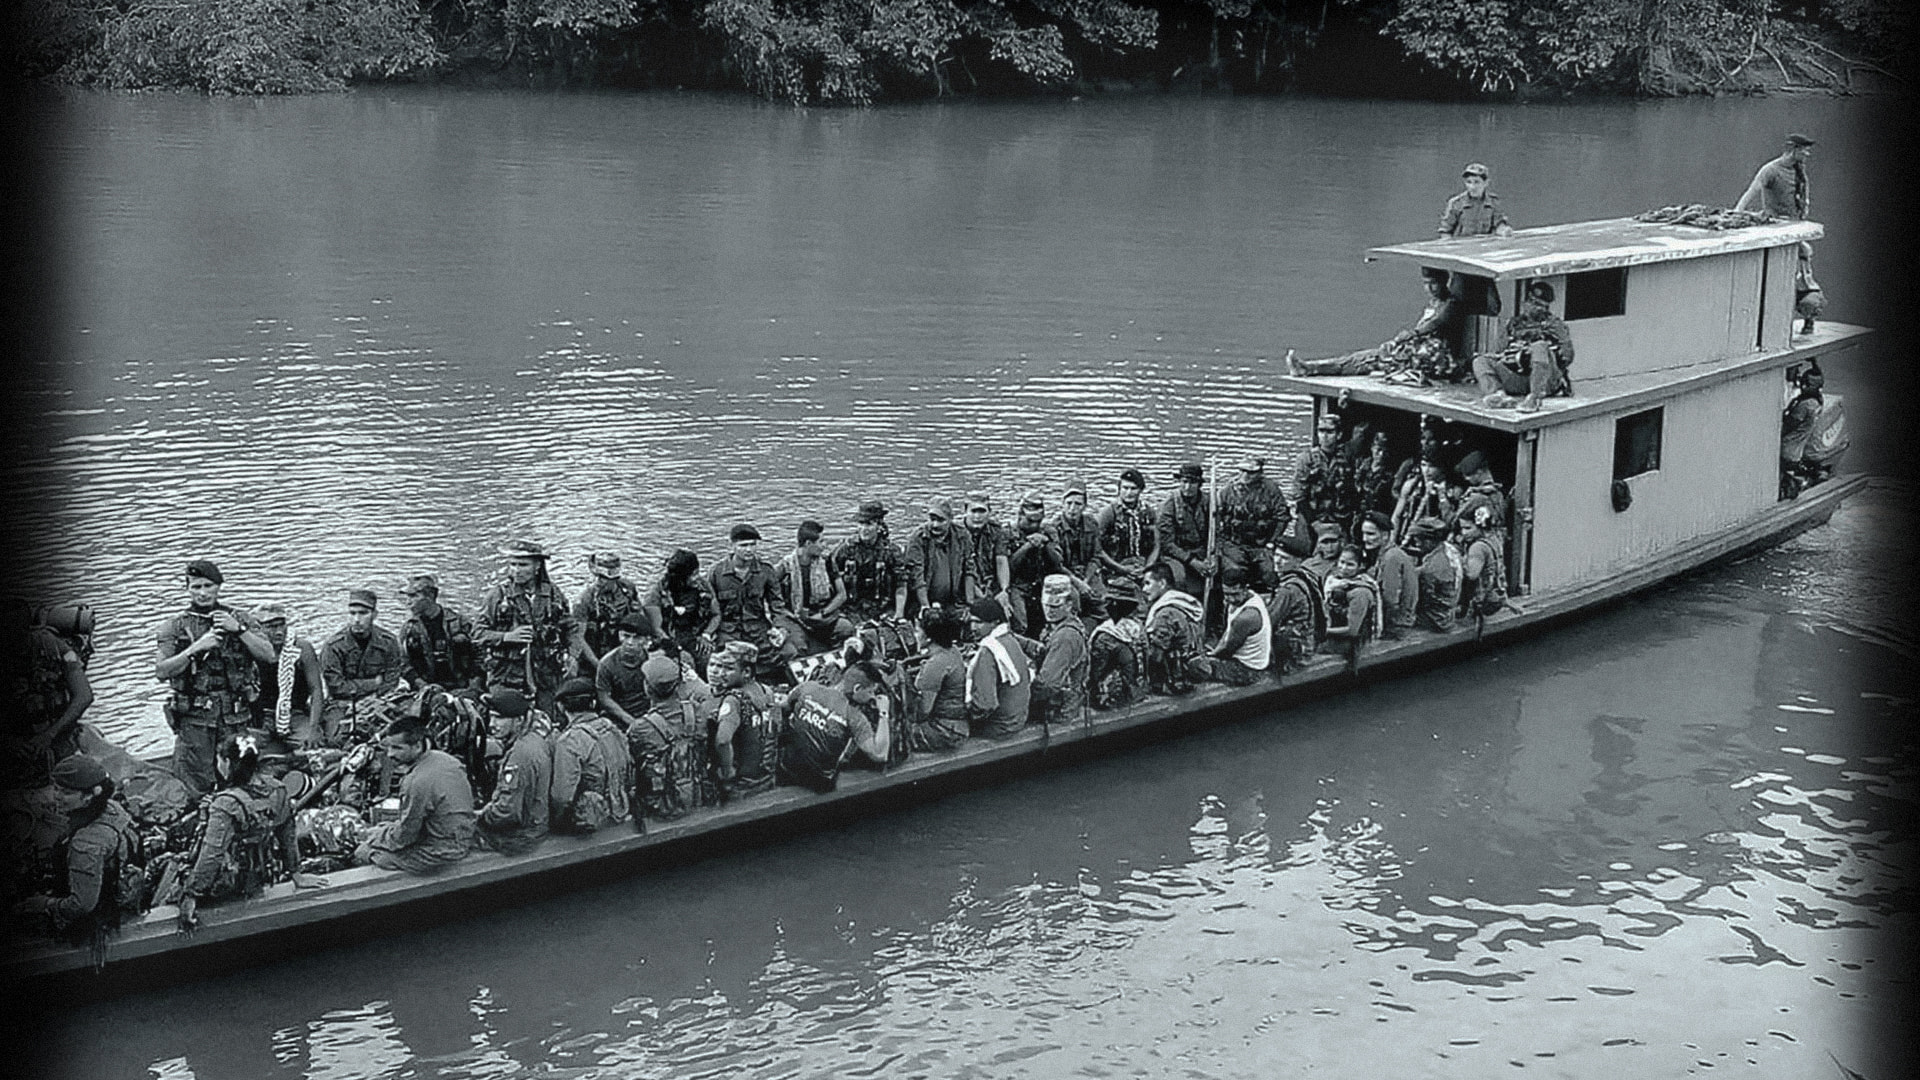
[{"xmin": 9, "ymin": 0, "xmax": 1906, "ymax": 99}]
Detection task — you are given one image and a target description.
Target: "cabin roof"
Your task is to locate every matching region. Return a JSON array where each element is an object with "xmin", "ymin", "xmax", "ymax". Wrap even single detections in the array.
[
  {"xmin": 1270, "ymin": 322, "xmax": 1869, "ymax": 434},
  {"xmin": 1369, "ymin": 216, "xmax": 1824, "ymax": 280}
]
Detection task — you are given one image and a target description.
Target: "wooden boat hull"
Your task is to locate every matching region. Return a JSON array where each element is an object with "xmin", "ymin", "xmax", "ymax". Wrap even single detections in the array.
[{"xmin": 2, "ymin": 472, "xmax": 1869, "ymax": 998}]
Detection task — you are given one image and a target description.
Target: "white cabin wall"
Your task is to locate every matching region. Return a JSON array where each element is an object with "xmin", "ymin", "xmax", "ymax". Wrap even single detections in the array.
[
  {"xmin": 1761, "ymin": 244, "xmax": 1798, "ymax": 351},
  {"xmin": 1527, "ymin": 371, "xmax": 1781, "ymax": 593},
  {"xmin": 1561, "ymin": 258, "xmax": 1751, "ymax": 381},
  {"xmin": 1724, "ymin": 250, "xmax": 1763, "ymax": 355}
]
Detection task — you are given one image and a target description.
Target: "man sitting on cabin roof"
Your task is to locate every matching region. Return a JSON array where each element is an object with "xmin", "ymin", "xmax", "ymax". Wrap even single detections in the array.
[
  {"xmin": 352, "ymin": 716, "xmax": 475, "ymax": 873},
  {"xmin": 1285, "ymin": 269, "xmax": 1463, "ymax": 385},
  {"xmin": 1473, "ymin": 280, "xmax": 1574, "ymax": 413}
]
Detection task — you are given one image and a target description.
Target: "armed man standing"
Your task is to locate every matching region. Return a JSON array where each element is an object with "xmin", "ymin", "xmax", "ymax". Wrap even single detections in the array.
[
  {"xmin": 477, "ymin": 540, "xmax": 584, "ymax": 715},
  {"xmin": 319, "ymin": 589, "xmax": 406, "ymax": 747},
  {"xmin": 155, "ymin": 560, "xmax": 275, "ymax": 798}
]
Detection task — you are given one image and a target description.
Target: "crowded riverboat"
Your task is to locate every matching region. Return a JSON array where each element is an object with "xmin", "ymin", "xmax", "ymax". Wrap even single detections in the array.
[{"xmin": 2, "ymin": 196, "xmax": 1872, "ymax": 992}]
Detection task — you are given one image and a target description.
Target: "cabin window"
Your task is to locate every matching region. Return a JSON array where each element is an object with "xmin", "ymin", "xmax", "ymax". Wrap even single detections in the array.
[
  {"xmin": 1565, "ymin": 267, "xmax": 1628, "ymax": 320},
  {"xmin": 1613, "ymin": 408, "xmax": 1663, "ymax": 480}
]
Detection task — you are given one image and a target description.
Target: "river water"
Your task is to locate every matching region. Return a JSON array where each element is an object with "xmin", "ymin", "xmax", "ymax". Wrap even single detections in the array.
[{"xmin": 18, "ymin": 89, "xmax": 1916, "ymax": 1077}]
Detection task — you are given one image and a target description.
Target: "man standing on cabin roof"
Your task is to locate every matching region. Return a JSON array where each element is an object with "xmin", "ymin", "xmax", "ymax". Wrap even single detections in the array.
[
  {"xmin": 1217, "ymin": 456, "xmax": 1290, "ymax": 593},
  {"xmin": 1440, "ymin": 162, "xmax": 1512, "ymax": 239},
  {"xmin": 904, "ymin": 498, "xmax": 974, "ymax": 615},
  {"xmin": 959, "ymin": 494, "xmax": 1014, "ymax": 612},
  {"xmin": 708, "ymin": 524, "xmax": 796, "ymax": 685},
  {"xmin": 832, "ymin": 500, "xmax": 908, "ymax": 626},
  {"xmin": 773, "ymin": 520, "xmax": 855, "ymax": 654},
  {"xmin": 1735, "ymin": 133, "xmax": 1814, "ymax": 221},
  {"xmin": 320, "ymin": 589, "xmax": 407, "ymax": 747},
  {"xmin": 1095, "ymin": 469, "xmax": 1159, "ymax": 598},
  {"xmin": 1006, "ymin": 492, "xmax": 1065, "ymax": 635},
  {"xmin": 400, "ymin": 574, "xmax": 481, "ymax": 692},
  {"xmin": 1047, "ymin": 480, "xmax": 1106, "ymax": 616},
  {"xmin": 156, "ymin": 560, "xmax": 275, "ymax": 798},
  {"xmin": 1294, "ymin": 415, "xmax": 1351, "ymax": 537},
  {"xmin": 1189, "ymin": 566, "xmax": 1271, "ymax": 687},
  {"xmin": 574, "ymin": 552, "xmax": 650, "ymax": 675},
  {"xmin": 1156, "ymin": 463, "xmax": 1215, "ymax": 597},
  {"xmin": 252, "ymin": 602, "xmax": 324, "ymax": 747},
  {"xmin": 478, "ymin": 541, "xmax": 584, "ymax": 715},
  {"xmin": 353, "ymin": 715, "xmax": 475, "ymax": 873},
  {"xmin": 1474, "ymin": 280, "xmax": 1573, "ymax": 413}
]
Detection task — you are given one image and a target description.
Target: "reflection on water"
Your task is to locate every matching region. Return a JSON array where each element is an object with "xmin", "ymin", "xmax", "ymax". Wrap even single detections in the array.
[{"xmin": 21, "ymin": 89, "xmax": 1911, "ymax": 1078}]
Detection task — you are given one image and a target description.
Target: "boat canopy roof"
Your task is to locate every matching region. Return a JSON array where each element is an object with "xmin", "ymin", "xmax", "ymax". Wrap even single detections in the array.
[{"xmin": 1369, "ymin": 216, "xmax": 1824, "ymax": 280}]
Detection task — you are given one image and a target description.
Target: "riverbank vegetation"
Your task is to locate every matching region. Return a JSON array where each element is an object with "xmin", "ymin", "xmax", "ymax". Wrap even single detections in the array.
[{"xmin": 8, "ymin": 0, "xmax": 1908, "ymax": 101}]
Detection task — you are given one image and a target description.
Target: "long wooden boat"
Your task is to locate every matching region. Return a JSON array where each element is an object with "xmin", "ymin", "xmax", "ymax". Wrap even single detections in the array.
[{"xmin": 4, "ymin": 215, "xmax": 1874, "ymax": 997}]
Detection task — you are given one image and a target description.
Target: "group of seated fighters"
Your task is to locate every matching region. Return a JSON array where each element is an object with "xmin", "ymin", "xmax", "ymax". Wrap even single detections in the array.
[{"xmin": 10, "ymin": 410, "xmax": 1523, "ymax": 946}]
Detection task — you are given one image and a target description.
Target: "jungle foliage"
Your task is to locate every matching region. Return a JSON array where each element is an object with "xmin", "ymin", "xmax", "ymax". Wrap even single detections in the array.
[{"xmin": 8, "ymin": 0, "xmax": 1908, "ymax": 101}]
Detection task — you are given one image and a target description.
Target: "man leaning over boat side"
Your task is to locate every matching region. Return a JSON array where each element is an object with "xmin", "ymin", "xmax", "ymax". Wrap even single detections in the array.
[
  {"xmin": 1188, "ymin": 566, "xmax": 1271, "ymax": 687},
  {"xmin": 1734, "ymin": 132, "xmax": 1814, "ymax": 221},
  {"xmin": 155, "ymin": 559, "xmax": 275, "ymax": 799},
  {"xmin": 352, "ymin": 715, "xmax": 475, "ymax": 873},
  {"xmin": 319, "ymin": 589, "xmax": 406, "ymax": 747},
  {"xmin": 778, "ymin": 658, "xmax": 891, "ymax": 793},
  {"xmin": 472, "ymin": 688, "xmax": 552, "ymax": 856}
]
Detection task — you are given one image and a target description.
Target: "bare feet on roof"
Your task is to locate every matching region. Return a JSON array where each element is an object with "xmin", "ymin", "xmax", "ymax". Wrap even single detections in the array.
[
  {"xmin": 1480, "ymin": 393, "xmax": 1513, "ymax": 410},
  {"xmin": 1517, "ymin": 395, "xmax": 1541, "ymax": 413}
]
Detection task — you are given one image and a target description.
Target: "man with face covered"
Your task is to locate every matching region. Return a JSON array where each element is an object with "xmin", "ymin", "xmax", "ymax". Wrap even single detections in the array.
[
  {"xmin": 319, "ymin": 589, "xmax": 406, "ymax": 746},
  {"xmin": 478, "ymin": 541, "xmax": 585, "ymax": 713},
  {"xmin": 709, "ymin": 523, "xmax": 796, "ymax": 683},
  {"xmin": 399, "ymin": 574, "xmax": 481, "ymax": 692},
  {"xmin": 251, "ymin": 602, "xmax": 324, "ymax": 746},
  {"xmin": 155, "ymin": 560, "xmax": 276, "ymax": 797},
  {"xmin": 1156, "ymin": 462, "xmax": 1214, "ymax": 596}
]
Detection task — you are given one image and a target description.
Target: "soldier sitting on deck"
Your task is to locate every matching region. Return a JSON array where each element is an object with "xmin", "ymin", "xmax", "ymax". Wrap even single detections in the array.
[
  {"xmin": 352, "ymin": 716, "xmax": 475, "ymax": 874},
  {"xmin": 472, "ymin": 688, "xmax": 551, "ymax": 855},
  {"xmin": 1285, "ymin": 269, "xmax": 1464, "ymax": 385},
  {"xmin": 1473, "ymin": 280, "xmax": 1574, "ymax": 413}
]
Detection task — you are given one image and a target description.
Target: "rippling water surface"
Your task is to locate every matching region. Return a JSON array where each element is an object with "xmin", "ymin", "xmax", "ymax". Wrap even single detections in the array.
[{"xmin": 19, "ymin": 88, "xmax": 1913, "ymax": 1077}]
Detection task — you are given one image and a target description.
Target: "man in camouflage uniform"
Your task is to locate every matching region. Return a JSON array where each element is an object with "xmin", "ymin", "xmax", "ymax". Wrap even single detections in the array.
[
  {"xmin": 833, "ymin": 501, "xmax": 907, "ymax": 627},
  {"xmin": 1095, "ymin": 468, "xmax": 1158, "ymax": 598},
  {"xmin": 1216, "ymin": 456, "xmax": 1291, "ymax": 592},
  {"xmin": 155, "ymin": 560, "xmax": 275, "ymax": 798},
  {"xmin": 1046, "ymin": 480, "xmax": 1105, "ymax": 616},
  {"xmin": 2, "ymin": 599, "xmax": 93, "ymax": 789},
  {"xmin": 477, "ymin": 541, "xmax": 584, "ymax": 715},
  {"xmin": 573, "ymin": 552, "xmax": 651, "ymax": 673},
  {"xmin": 400, "ymin": 574, "xmax": 481, "ymax": 692},
  {"xmin": 1293, "ymin": 414, "xmax": 1350, "ymax": 538}
]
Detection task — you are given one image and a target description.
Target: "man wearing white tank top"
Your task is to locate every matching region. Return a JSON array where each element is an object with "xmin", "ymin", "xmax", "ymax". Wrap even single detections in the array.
[{"xmin": 1189, "ymin": 567, "xmax": 1272, "ymax": 687}]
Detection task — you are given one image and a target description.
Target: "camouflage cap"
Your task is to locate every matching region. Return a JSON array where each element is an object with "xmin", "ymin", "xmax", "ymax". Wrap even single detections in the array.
[
  {"xmin": 588, "ymin": 551, "xmax": 622, "ymax": 576},
  {"xmin": 855, "ymin": 499, "xmax": 888, "ymax": 523},
  {"xmin": 402, "ymin": 574, "xmax": 439, "ymax": 597}
]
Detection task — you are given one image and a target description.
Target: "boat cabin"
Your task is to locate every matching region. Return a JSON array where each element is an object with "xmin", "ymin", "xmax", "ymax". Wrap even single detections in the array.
[{"xmin": 1276, "ymin": 216, "xmax": 1870, "ymax": 597}]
